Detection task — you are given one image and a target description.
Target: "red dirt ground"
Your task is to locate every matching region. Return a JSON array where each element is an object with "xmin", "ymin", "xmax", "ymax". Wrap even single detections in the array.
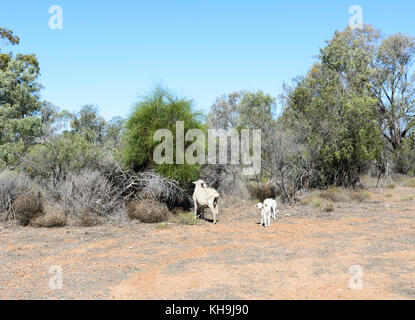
[{"xmin": 1, "ymin": 185, "xmax": 414, "ymax": 300}]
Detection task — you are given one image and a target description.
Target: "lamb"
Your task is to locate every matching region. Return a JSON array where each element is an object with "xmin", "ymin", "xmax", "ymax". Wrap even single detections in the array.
[
  {"xmin": 263, "ymin": 198, "xmax": 279, "ymax": 220},
  {"xmin": 255, "ymin": 202, "xmax": 272, "ymax": 228},
  {"xmin": 192, "ymin": 180, "xmax": 220, "ymax": 224}
]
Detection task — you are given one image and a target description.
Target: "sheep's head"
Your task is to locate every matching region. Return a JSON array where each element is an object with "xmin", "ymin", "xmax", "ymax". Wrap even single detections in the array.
[
  {"xmin": 255, "ymin": 203, "xmax": 264, "ymax": 209},
  {"xmin": 193, "ymin": 180, "xmax": 208, "ymax": 188}
]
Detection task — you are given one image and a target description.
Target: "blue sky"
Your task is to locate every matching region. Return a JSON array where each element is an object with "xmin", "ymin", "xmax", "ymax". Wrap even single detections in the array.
[{"xmin": 1, "ymin": 0, "xmax": 415, "ymax": 119}]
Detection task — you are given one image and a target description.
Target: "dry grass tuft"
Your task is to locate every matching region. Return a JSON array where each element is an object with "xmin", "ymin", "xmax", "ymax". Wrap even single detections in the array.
[
  {"xmin": 78, "ymin": 210, "xmax": 101, "ymax": 227},
  {"xmin": 324, "ymin": 201, "xmax": 335, "ymax": 213},
  {"xmin": 126, "ymin": 199, "xmax": 171, "ymax": 223},
  {"xmin": 320, "ymin": 187, "xmax": 342, "ymax": 202},
  {"xmin": 351, "ymin": 190, "xmax": 372, "ymax": 202},
  {"xmin": 30, "ymin": 204, "xmax": 66, "ymax": 228}
]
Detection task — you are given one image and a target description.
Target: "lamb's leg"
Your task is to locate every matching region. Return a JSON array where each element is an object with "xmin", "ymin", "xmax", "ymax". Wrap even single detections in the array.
[
  {"xmin": 260, "ymin": 210, "xmax": 264, "ymax": 226},
  {"xmin": 193, "ymin": 199, "xmax": 198, "ymax": 220},
  {"xmin": 273, "ymin": 205, "xmax": 277, "ymax": 220}
]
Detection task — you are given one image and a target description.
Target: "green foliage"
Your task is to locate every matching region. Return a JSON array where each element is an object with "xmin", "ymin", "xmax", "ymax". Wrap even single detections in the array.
[
  {"xmin": 394, "ymin": 135, "xmax": 415, "ymax": 175},
  {"xmin": 64, "ymin": 105, "xmax": 107, "ymax": 143},
  {"xmin": 283, "ymin": 48, "xmax": 382, "ymax": 187},
  {"xmin": 24, "ymin": 133, "xmax": 103, "ymax": 181},
  {"xmin": 0, "ymin": 28, "xmax": 20, "ymax": 52},
  {"xmin": 123, "ymin": 86, "xmax": 204, "ymax": 186},
  {"xmin": 0, "ymin": 29, "xmax": 43, "ymax": 167},
  {"xmin": 207, "ymin": 90, "xmax": 276, "ymax": 130}
]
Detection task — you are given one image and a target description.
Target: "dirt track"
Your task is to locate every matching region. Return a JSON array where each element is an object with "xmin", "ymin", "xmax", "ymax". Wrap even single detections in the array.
[{"xmin": 1, "ymin": 186, "xmax": 415, "ymax": 300}]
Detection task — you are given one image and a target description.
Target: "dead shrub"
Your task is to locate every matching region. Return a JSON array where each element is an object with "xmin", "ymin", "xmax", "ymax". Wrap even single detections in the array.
[
  {"xmin": 126, "ymin": 199, "xmax": 171, "ymax": 223},
  {"xmin": 248, "ymin": 182, "xmax": 278, "ymax": 202},
  {"xmin": 30, "ymin": 204, "xmax": 66, "ymax": 228},
  {"xmin": 0, "ymin": 170, "xmax": 34, "ymax": 221},
  {"xmin": 53, "ymin": 169, "xmax": 123, "ymax": 220},
  {"xmin": 13, "ymin": 191, "xmax": 44, "ymax": 226}
]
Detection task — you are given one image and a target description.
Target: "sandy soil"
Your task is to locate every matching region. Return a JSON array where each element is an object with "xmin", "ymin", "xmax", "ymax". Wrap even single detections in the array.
[{"xmin": 1, "ymin": 185, "xmax": 415, "ymax": 300}]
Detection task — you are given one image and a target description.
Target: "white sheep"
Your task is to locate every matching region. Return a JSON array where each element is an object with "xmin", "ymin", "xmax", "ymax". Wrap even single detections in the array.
[
  {"xmin": 192, "ymin": 180, "xmax": 220, "ymax": 224},
  {"xmin": 263, "ymin": 198, "xmax": 279, "ymax": 220},
  {"xmin": 255, "ymin": 202, "xmax": 272, "ymax": 228}
]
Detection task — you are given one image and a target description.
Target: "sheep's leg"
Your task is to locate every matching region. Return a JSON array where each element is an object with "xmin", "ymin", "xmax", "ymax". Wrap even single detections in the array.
[
  {"xmin": 193, "ymin": 199, "xmax": 198, "ymax": 220},
  {"xmin": 214, "ymin": 199, "xmax": 219, "ymax": 217},
  {"xmin": 208, "ymin": 199, "xmax": 217, "ymax": 224},
  {"xmin": 273, "ymin": 206, "xmax": 277, "ymax": 220},
  {"xmin": 260, "ymin": 211, "xmax": 264, "ymax": 226}
]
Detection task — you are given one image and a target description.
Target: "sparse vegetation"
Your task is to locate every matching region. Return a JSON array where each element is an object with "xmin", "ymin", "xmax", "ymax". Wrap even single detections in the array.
[
  {"xmin": 171, "ymin": 210, "xmax": 200, "ymax": 225},
  {"xmin": 404, "ymin": 180, "xmax": 415, "ymax": 188},
  {"xmin": 351, "ymin": 190, "xmax": 372, "ymax": 202},
  {"xmin": 1, "ymin": 24, "xmax": 415, "ymax": 227}
]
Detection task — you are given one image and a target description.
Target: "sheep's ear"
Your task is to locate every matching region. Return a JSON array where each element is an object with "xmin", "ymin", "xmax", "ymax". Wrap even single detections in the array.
[
  {"xmin": 202, "ymin": 182, "xmax": 207, "ymax": 188},
  {"xmin": 193, "ymin": 181, "xmax": 197, "ymax": 184}
]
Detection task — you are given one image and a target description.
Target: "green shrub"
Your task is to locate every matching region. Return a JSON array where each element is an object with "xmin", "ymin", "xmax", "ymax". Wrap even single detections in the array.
[{"xmin": 123, "ymin": 86, "xmax": 204, "ymax": 186}]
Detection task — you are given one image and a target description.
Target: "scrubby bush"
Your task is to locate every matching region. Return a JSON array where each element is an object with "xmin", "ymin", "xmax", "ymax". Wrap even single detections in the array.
[
  {"xmin": 52, "ymin": 169, "xmax": 123, "ymax": 223},
  {"xmin": 23, "ymin": 133, "xmax": 103, "ymax": 181},
  {"xmin": 13, "ymin": 191, "xmax": 44, "ymax": 226},
  {"xmin": 126, "ymin": 199, "xmax": 171, "ymax": 223},
  {"xmin": 0, "ymin": 170, "xmax": 30, "ymax": 218},
  {"xmin": 0, "ymin": 171, "xmax": 41, "ymax": 222}
]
